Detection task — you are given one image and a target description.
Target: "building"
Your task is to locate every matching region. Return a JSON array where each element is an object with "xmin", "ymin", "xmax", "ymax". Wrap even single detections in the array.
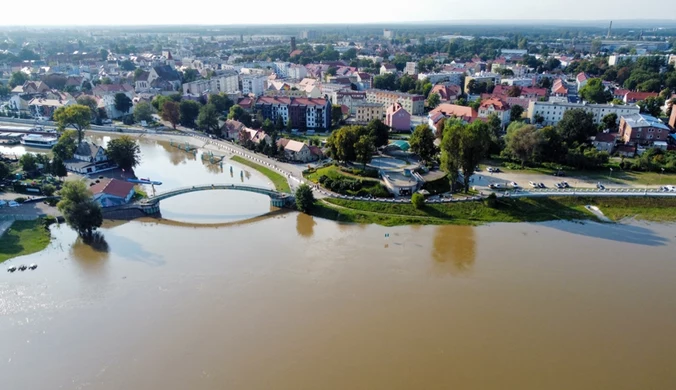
[
  {"xmin": 464, "ymin": 72, "xmax": 501, "ymax": 94},
  {"xmin": 28, "ymin": 97, "xmax": 73, "ymax": 119},
  {"xmin": 576, "ymin": 72, "xmax": 589, "ymax": 89},
  {"xmin": 619, "ymin": 113, "xmax": 671, "ymax": 145},
  {"xmin": 354, "ymin": 103, "xmax": 383, "ymax": 124},
  {"xmin": 592, "ymin": 132, "xmax": 618, "ymax": 153},
  {"xmin": 608, "ymin": 54, "xmax": 668, "ymax": 66},
  {"xmin": 624, "ymin": 91, "xmax": 658, "ymax": 104},
  {"xmin": 428, "ymin": 104, "xmax": 478, "ymax": 132},
  {"xmin": 383, "ymin": 29, "xmax": 394, "ymax": 39},
  {"xmin": 148, "ymin": 65, "xmax": 181, "ymax": 91},
  {"xmin": 385, "ymin": 103, "xmax": 411, "ymax": 131},
  {"xmin": 417, "ymin": 71, "xmax": 464, "ymax": 86},
  {"xmin": 333, "ymin": 91, "xmax": 367, "ymax": 114},
  {"xmin": 670, "ymin": 105, "xmax": 676, "ymax": 129},
  {"xmin": 380, "ymin": 64, "xmax": 397, "ymax": 75},
  {"xmin": 90, "ymin": 178, "xmax": 135, "ymax": 208},
  {"xmin": 220, "ymin": 119, "xmax": 246, "ymax": 140},
  {"xmin": 366, "ymin": 89, "xmax": 425, "ymax": 115},
  {"xmin": 134, "ymin": 71, "xmax": 150, "ymax": 92},
  {"xmin": 404, "ymin": 62, "xmax": 418, "ymax": 76},
  {"xmin": 255, "ymin": 96, "xmax": 331, "ymax": 130},
  {"xmin": 300, "ymin": 30, "xmax": 318, "ymax": 40},
  {"xmin": 277, "ymin": 139, "xmax": 315, "ymax": 162},
  {"xmin": 287, "ymin": 65, "xmax": 308, "ymax": 80},
  {"xmin": 478, "ymin": 98, "xmax": 511, "ymax": 126},
  {"xmin": 182, "ymin": 72, "xmax": 239, "ymax": 96},
  {"xmin": 241, "ymin": 74, "xmax": 267, "ymax": 96},
  {"xmin": 65, "ymin": 142, "xmax": 116, "ymax": 174},
  {"xmin": 429, "ymin": 84, "xmax": 462, "ymax": 103},
  {"xmin": 239, "ymin": 128, "xmax": 272, "ymax": 146},
  {"xmin": 527, "ymin": 101, "xmax": 640, "ymax": 126}
]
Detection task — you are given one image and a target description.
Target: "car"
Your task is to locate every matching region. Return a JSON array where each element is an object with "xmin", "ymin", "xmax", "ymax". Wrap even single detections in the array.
[
  {"xmin": 8, "ymin": 201, "xmax": 20, "ymax": 207},
  {"xmin": 538, "ymin": 183, "xmax": 546, "ymax": 188},
  {"xmin": 488, "ymin": 183, "xmax": 503, "ymax": 189},
  {"xmin": 510, "ymin": 181, "xmax": 519, "ymax": 188},
  {"xmin": 596, "ymin": 182, "xmax": 605, "ymax": 190},
  {"xmin": 487, "ymin": 167, "xmax": 495, "ymax": 173},
  {"xmin": 529, "ymin": 181, "xmax": 538, "ymax": 188},
  {"xmin": 561, "ymin": 182, "xmax": 570, "ymax": 188},
  {"xmin": 555, "ymin": 183, "xmax": 563, "ymax": 189}
]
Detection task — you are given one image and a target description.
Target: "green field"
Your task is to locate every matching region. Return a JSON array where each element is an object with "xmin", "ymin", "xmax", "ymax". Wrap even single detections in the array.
[
  {"xmin": 0, "ymin": 220, "xmax": 52, "ymax": 263},
  {"xmin": 231, "ymin": 156, "xmax": 291, "ymax": 193}
]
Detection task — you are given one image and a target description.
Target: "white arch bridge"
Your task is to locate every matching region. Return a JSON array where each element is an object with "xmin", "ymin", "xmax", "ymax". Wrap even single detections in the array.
[{"xmin": 136, "ymin": 184, "xmax": 294, "ymax": 215}]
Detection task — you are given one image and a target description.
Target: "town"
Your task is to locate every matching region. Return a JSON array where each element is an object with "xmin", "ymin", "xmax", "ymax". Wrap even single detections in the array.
[{"xmin": 2, "ymin": 15, "xmax": 676, "ymax": 390}]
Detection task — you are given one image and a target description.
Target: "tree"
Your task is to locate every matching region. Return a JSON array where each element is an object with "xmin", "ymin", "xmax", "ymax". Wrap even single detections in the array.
[
  {"xmin": 442, "ymin": 121, "xmax": 491, "ymax": 193},
  {"xmin": 366, "ymin": 119, "xmax": 389, "ymax": 148},
  {"xmin": 53, "ymin": 105, "xmax": 91, "ymax": 145},
  {"xmin": 197, "ymin": 104, "xmax": 220, "ymax": 133},
  {"xmin": 106, "ymin": 135, "xmax": 141, "ymax": 170},
  {"xmin": 295, "ymin": 184, "xmax": 315, "ymax": 212},
  {"xmin": 0, "ymin": 84, "xmax": 11, "ymax": 98},
  {"xmin": 52, "ymin": 130, "xmax": 78, "ymax": 161},
  {"xmin": 179, "ymin": 100, "xmax": 201, "ymax": 127},
  {"xmin": 325, "ymin": 126, "xmax": 366, "ymax": 163},
  {"xmin": 183, "ymin": 69, "xmax": 199, "ymax": 83},
  {"xmin": 99, "ymin": 49, "xmax": 109, "ymax": 61},
  {"xmin": 9, "ymin": 71, "xmax": 27, "ymax": 88},
  {"xmin": 76, "ymin": 96, "xmax": 99, "ymax": 119},
  {"xmin": 578, "ymin": 78, "xmax": 611, "ymax": 104},
  {"xmin": 427, "ymin": 92, "xmax": 441, "ymax": 109},
  {"xmin": 0, "ymin": 162, "xmax": 9, "ymax": 180},
  {"xmin": 228, "ymin": 104, "xmax": 247, "ymax": 122},
  {"xmin": 409, "ymin": 124, "xmax": 436, "ymax": 163},
  {"xmin": 119, "ymin": 59, "xmax": 136, "ymax": 71},
  {"xmin": 161, "ymin": 101, "xmax": 180, "ymax": 129},
  {"xmin": 41, "ymin": 184, "xmax": 56, "ymax": 196},
  {"xmin": 52, "ymin": 157, "xmax": 68, "ymax": 178},
  {"xmin": 208, "ymin": 94, "xmax": 233, "ymax": 114},
  {"xmin": 331, "ymin": 104, "xmax": 343, "ymax": 127},
  {"xmin": 373, "ymin": 73, "xmax": 397, "ymax": 90},
  {"xmin": 504, "ymin": 124, "xmax": 541, "ymax": 167},
  {"xmin": 638, "ymin": 96, "xmax": 665, "ymax": 117},
  {"xmin": 101, "ymin": 77, "xmax": 112, "ymax": 85},
  {"xmin": 510, "ymin": 105, "xmax": 525, "ymax": 122},
  {"xmin": 556, "ymin": 109, "xmax": 596, "ymax": 146},
  {"xmin": 57, "ymin": 181, "xmax": 103, "ymax": 238},
  {"xmin": 411, "ymin": 193, "xmax": 425, "ymax": 209},
  {"xmin": 601, "ymin": 113, "xmax": 618, "ymax": 131},
  {"xmin": 133, "ymin": 102, "xmax": 154, "ymax": 123},
  {"xmin": 506, "ymin": 85, "xmax": 522, "ymax": 97},
  {"xmin": 354, "ymin": 135, "xmax": 375, "ymax": 169},
  {"xmin": 114, "ymin": 93, "xmax": 133, "ymax": 114},
  {"xmin": 440, "ymin": 123, "xmax": 461, "ymax": 193}
]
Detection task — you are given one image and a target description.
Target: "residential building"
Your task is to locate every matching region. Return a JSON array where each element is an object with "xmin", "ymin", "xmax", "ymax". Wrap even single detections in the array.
[
  {"xmin": 385, "ymin": 103, "xmax": 411, "ymax": 131},
  {"xmin": 418, "ymin": 71, "xmax": 465, "ymax": 86},
  {"xmin": 619, "ymin": 113, "xmax": 671, "ymax": 145},
  {"xmin": 527, "ymin": 101, "xmax": 640, "ymax": 126},
  {"xmin": 65, "ymin": 142, "xmax": 116, "ymax": 174},
  {"xmin": 576, "ymin": 72, "xmax": 589, "ymax": 89},
  {"xmin": 90, "ymin": 178, "xmax": 135, "ymax": 208},
  {"xmin": 464, "ymin": 72, "xmax": 501, "ymax": 93},
  {"xmin": 287, "ymin": 65, "xmax": 308, "ymax": 80},
  {"xmin": 354, "ymin": 103, "xmax": 383, "ymax": 124},
  {"xmin": 355, "ymin": 72, "xmax": 373, "ymax": 90},
  {"xmin": 428, "ymin": 104, "xmax": 478, "ymax": 132},
  {"xmin": 383, "ymin": 29, "xmax": 395, "ymax": 39},
  {"xmin": 366, "ymin": 89, "xmax": 425, "ymax": 115},
  {"xmin": 92, "ymin": 84, "xmax": 135, "ymax": 119},
  {"xmin": 220, "ymin": 119, "xmax": 246, "ymax": 140},
  {"xmin": 670, "ymin": 105, "xmax": 676, "ymax": 129},
  {"xmin": 429, "ymin": 84, "xmax": 462, "ymax": 103},
  {"xmin": 608, "ymin": 54, "xmax": 669, "ymax": 66},
  {"xmin": 241, "ymin": 74, "xmax": 267, "ymax": 96},
  {"xmin": 334, "ymin": 91, "xmax": 367, "ymax": 114},
  {"xmin": 28, "ymin": 97, "xmax": 73, "ymax": 119},
  {"xmin": 551, "ymin": 79, "xmax": 568, "ymax": 97},
  {"xmin": 300, "ymin": 30, "xmax": 318, "ymax": 40},
  {"xmin": 405, "ymin": 62, "xmax": 418, "ymax": 75},
  {"xmin": 478, "ymin": 98, "xmax": 511, "ymax": 126},
  {"xmin": 277, "ymin": 139, "xmax": 315, "ymax": 162},
  {"xmin": 592, "ymin": 132, "xmax": 618, "ymax": 153},
  {"xmin": 380, "ymin": 63, "xmax": 397, "ymax": 75},
  {"xmin": 182, "ymin": 73, "xmax": 239, "ymax": 96},
  {"xmin": 134, "ymin": 71, "xmax": 150, "ymax": 92},
  {"xmin": 148, "ymin": 65, "xmax": 181, "ymax": 91},
  {"xmin": 239, "ymin": 128, "xmax": 272, "ymax": 146},
  {"xmin": 624, "ymin": 91, "xmax": 658, "ymax": 104},
  {"xmin": 254, "ymin": 96, "xmax": 331, "ymax": 130}
]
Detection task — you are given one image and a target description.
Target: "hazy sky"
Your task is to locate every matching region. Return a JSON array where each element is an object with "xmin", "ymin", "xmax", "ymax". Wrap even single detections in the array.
[{"xmin": 3, "ymin": 0, "xmax": 670, "ymax": 26}]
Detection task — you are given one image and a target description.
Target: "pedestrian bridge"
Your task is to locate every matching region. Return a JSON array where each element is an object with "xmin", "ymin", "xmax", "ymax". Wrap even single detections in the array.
[{"xmin": 137, "ymin": 184, "xmax": 294, "ymax": 214}]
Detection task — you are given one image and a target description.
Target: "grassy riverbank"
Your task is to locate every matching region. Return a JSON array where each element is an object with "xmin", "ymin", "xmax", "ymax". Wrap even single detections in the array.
[
  {"xmin": 0, "ymin": 220, "xmax": 52, "ymax": 263},
  {"xmin": 310, "ymin": 196, "xmax": 676, "ymax": 226},
  {"xmin": 231, "ymin": 156, "xmax": 291, "ymax": 193}
]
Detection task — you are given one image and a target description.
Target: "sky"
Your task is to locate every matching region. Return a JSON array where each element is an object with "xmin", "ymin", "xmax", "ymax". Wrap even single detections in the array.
[{"xmin": 2, "ymin": 0, "xmax": 672, "ymax": 26}]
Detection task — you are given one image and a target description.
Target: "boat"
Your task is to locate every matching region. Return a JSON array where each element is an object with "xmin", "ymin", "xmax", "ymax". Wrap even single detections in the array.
[
  {"xmin": 126, "ymin": 178, "xmax": 163, "ymax": 185},
  {"xmin": 21, "ymin": 134, "xmax": 58, "ymax": 148}
]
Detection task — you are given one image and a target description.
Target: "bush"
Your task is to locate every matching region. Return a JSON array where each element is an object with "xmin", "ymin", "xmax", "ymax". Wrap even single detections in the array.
[
  {"xmin": 45, "ymin": 198, "xmax": 58, "ymax": 206},
  {"xmin": 14, "ymin": 197, "xmax": 26, "ymax": 203},
  {"xmin": 41, "ymin": 183, "xmax": 56, "ymax": 196},
  {"xmin": 411, "ymin": 193, "xmax": 425, "ymax": 209},
  {"xmin": 42, "ymin": 215, "xmax": 57, "ymax": 227},
  {"xmin": 485, "ymin": 192, "xmax": 498, "ymax": 208}
]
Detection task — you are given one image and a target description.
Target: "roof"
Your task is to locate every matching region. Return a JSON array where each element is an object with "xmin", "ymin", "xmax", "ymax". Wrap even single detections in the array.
[
  {"xmin": 283, "ymin": 140, "xmax": 307, "ymax": 152},
  {"xmin": 135, "ymin": 71, "xmax": 150, "ymax": 82},
  {"xmin": 152, "ymin": 65, "xmax": 180, "ymax": 81},
  {"xmin": 576, "ymin": 72, "xmax": 589, "ymax": 82},
  {"xmin": 90, "ymin": 178, "xmax": 135, "ymax": 198},
  {"xmin": 480, "ymin": 98, "xmax": 509, "ymax": 111},
  {"xmin": 75, "ymin": 141, "xmax": 103, "ymax": 158},
  {"xmin": 625, "ymin": 91, "xmax": 658, "ymax": 102},
  {"xmin": 430, "ymin": 103, "xmax": 477, "ymax": 119},
  {"xmin": 255, "ymin": 96, "xmax": 328, "ymax": 107},
  {"xmin": 221, "ymin": 119, "xmax": 245, "ymax": 134},
  {"xmin": 390, "ymin": 140, "xmax": 410, "ymax": 151},
  {"xmin": 430, "ymin": 84, "xmax": 461, "ymax": 100},
  {"xmin": 382, "ymin": 63, "xmax": 396, "ymax": 69},
  {"xmin": 594, "ymin": 132, "xmax": 617, "ymax": 143},
  {"xmin": 290, "ymin": 49, "xmax": 304, "ymax": 57},
  {"xmin": 387, "ymin": 103, "xmax": 409, "ymax": 116},
  {"xmin": 621, "ymin": 113, "xmax": 670, "ymax": 130}
]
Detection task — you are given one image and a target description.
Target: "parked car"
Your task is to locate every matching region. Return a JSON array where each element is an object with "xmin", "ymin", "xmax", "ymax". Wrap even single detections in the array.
[
  {"xmin": 561, "ymin": 182, "xmax": 570, "ymax": 188},
  {"xmin": 510, "ymin": 181, "xmax": 520, "ymax": 188},
  {"xmin": 555, "ymin": 183, "xmax": 563, "ymax": 189},
  {"xmin": 596, "ymin": 182, "xmax": 605, "ymax": 190},
  {"xmin": 8, "ymin": 201, "xmax": 20, "ymax": 207},
  {"xmin": 538, "ymin": 183, "xmax": 546, "ymax": 188},
  {"xmin": 487, "ymin": 167, "xmax": 495, "ymax": 173},
  {"xmin": 529, "ymin": 181, "xmax": 538, "ymax": 188},
  {"xmin": 488, "ymin": 183, "xmax": 503, "ymax": 190}
]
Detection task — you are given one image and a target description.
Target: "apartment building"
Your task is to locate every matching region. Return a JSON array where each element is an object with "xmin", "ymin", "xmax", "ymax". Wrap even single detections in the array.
[
  {"xmin": 354, "ymin": 103, "xmax": 383, "ymax": 124},
  {"xmin": 405, "ymin": 62, "xmax": 418, "ymax": 75},
  {"xmin": 527, "ymin": 101, "xmax": 640, "ymax": 126},
  {"xmin": 333, "ymin": 91, "xmax": 367, "ymax": 114},
  {"xmin": 287, "ymin": 64, "xmax": 308, "ymax": 80},
  {"xmin": 366, "ymin": 89, "xmax": 425, "ymax": 115},
  {"xmin": 464, "ymin": 72, "xmax": 501, "ymax": 93},
  {"xmin": 182, "ymin": 72, "xmax": 239, "ymax": 96},
  {"xmin": 254, "ymin": 96, "xmax": 331, "ymax": 130},
  {"xmin": 417, "ymin": 71, "xmax": 464, "ymax": 86},
  {"xmin": 241, "ymin": 74, "xmax": 267, "ymax": 96},
  {"xmin": 619, "ymin": 113, "xmax": 671, "ymax": 145}
]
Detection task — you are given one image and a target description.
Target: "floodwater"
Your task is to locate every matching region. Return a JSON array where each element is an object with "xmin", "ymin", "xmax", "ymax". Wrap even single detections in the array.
[{"xmin": 1, "ymin": 137, "xmax": 676, "ymax": 390}]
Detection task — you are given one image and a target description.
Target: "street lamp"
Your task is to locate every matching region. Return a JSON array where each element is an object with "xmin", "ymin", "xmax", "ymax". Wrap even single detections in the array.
[
  {"xmin": 660, "ymin": 167, "xmax": 665, "ymax": 187},
  {"xmin": 609, "ymin": 167, "xmax": 613, "ymax": 185}
]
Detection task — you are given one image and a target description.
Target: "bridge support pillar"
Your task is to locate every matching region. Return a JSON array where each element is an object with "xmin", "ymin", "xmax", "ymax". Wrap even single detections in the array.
[{"xmin": 270, "ymin": 198, "xmax": 285, "ymax": 208}]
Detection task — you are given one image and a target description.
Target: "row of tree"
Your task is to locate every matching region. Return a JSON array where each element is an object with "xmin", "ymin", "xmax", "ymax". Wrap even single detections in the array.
[{"xmin": 324, "ymin": 120, "xmax": 390, "ymax": 167}]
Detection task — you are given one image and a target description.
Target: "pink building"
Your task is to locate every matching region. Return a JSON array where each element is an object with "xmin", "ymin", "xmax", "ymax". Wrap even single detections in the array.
[{"xmin": 385, "ymin": 103, "xmax": 411, "ymax": 132}]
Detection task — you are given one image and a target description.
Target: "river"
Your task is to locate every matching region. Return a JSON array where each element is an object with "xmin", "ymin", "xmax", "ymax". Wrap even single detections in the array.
[{"xmin": 1, "ymin": 136, "xmax": 676, "ymax": 389}]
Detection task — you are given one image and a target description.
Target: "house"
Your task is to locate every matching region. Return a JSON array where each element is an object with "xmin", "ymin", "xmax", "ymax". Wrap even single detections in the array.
[
  {"xmin": 616, "ymin": 144, "xmax": 637, "ymax": 158},
  {"xmin": 670, "ymin": 105, "xmax": 676, "ymax": 129},
  {"xmin": 478, "ymin": 98, "xmax": 511, "ymax": 126},
  {"xmin": 385, "ymin": 103, "xmax": 411, "ymax": 132},
  {"xmin": 90, "ymin": 178, "xmax": 135, "ymax": 208},
  {"xmin": 28, "ymin": 97, "xmax": 73, "ymax": 119},
  {"xmin": 92, "ymin": 84, "xmax": 134, "ymax": 119},
  {"xmin": 64, "ymin": 141, "xmax": 117, "ymax": 174},
  {"xmin": 334, "ymin": 91, "xmax": 367, "ymax": 114},
  {"xmin": 527, "ymin": 101, "xmax": 640, "ymax": 126},
  {"xmin": 551, "ymin": 79, "xmax": 568, "ymax": 96},
  {"xmin": 365, "ymin": 89, "xmax": 425, "ymax": 115},
  {"xmin": 11, "ymin": 81, "xmax": 50, "ymax": 95},
  {"xmin": 148, "ymin": 65, "xmax": 181, "ymax": 91},
  {"xmin": 619, "ymin": 113, "xmax": 671, "ymax": 145},
  {"xmin": 221, "ymin": 119, "xmax": 246, "ymax": 140},
  {"xmin": 239, "ymin": 128, "xmax": 272, "ymax": 146},
  {"xmin": 429, "ymin": 103, "xmax": 477, "ymax": 123},
  {"xmin": 576, "ymin": 72, "xmax": 589, "ymax": 89},
  {"xmin": 355, "ymin": 72, "xmax": 373, "ymax": 90},
  {"xmin": 380, "ymin": 63, "xmax": 396, "ymax": 75},
  {"xmin": 277, "ymin": 139, "xmax": 315, "ymax": 162},
  {"xmin": 592, "ymin": 132, "xmax": 617, "ymax": 153},
  {"xmin": 624, "ymin": 91, "xmax": 659, "ymax": 104},
  {"xmin": 255, "ymin": 96, "xmax": 331, "ymax": 130},
  {"xmin": 405, "ymin": 62, "xmax": 418, "ymax": 75},
  {"xmin": 134, "ymin": 71, "xmax": 150, "ymax": 92},
  {"xmin": 429, "ymin": 84, "xmax": 462, "ymax": 103},
  {"xmin": 354, "ymin": 103, "xmax": 383, "ymax": 124}
]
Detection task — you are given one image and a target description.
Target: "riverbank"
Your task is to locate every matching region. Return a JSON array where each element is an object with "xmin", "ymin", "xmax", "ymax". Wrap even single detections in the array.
[
  {"xmin": 310, "ymin": 196, "xmax": 676, "ymax": 226},
  {"xmin": 0, "ymin": 219, "xmax": 51, "ymax": 263},
  {"xmin": 230, "ymin": 156, "xmax": 291, "ymax": 193}
]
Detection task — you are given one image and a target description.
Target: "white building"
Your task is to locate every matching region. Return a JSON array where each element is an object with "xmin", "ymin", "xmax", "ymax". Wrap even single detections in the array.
[
  {"xmin": 527, "ymin": 101, "xmax": 640, "ymax": 126},
  {"xmin": 608, "ymin": 54, "xmax": 668, "ymax": 66},
  {"xmin": 287, "ymin": 65, "xmax": 308, "ymax": 80},
  {"xmin": 405, "ymin": 62, "xmax": 418, "ymax": 75},
  {"xmin": 418, "ymin": 71, "xmax": 464, "ymax": 86},
  {"xmin": 182, "ymin": 73, "xmax": 239, "ymax": 96},
  {"xmin": 241, "ymin": 74, "xmax": 267, "ymax": 96},
  {"xmin": 501, "ymin": 78, "xmax": 535, "ymax": 87},
  {"xmin": 383, "ymin": 29, "xmax": 394, "ymax": 39}
]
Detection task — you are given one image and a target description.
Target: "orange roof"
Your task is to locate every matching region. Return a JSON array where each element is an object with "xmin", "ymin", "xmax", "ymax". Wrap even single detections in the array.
[
  {"xmin": 90, "ymin": 178, "xmax": 134, "ymax": 198},
  {"xmin": 431, "ymin": 103, "xmax": 477, "ymax": 119},
  {"xmin": 480, "ymin": 98, "xmax": 509, "ymax": 110}
]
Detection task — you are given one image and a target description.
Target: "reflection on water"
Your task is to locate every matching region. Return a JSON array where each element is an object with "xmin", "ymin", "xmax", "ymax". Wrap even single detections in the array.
[
  {"xmin": 296, "ymin": 213, "xmax": 316, "ymax": 238},
  {"xmin": 432, "ymin": 225, "xmax": 476, "ymax": 274}
]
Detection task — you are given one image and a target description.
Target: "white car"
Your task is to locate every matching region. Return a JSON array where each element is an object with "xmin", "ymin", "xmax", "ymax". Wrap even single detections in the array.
[
  {"xmin": 529, "ymin": 181, "xmax": 538, "ymax": 188},
  {"xmin": 486, "ymin": 167, "xmax": 495, "ymax": 173},
  {"xmin": 510, "ymin": 181, "xmax": 520, "ymax": 188},
  {"xmin": 8, "ymin": 201, "xmax": 20, "ymax": 207}
]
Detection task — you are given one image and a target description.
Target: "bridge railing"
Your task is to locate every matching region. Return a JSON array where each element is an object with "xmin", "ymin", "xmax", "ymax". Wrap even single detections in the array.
[{"xmin": 143, "ymin": 183, "xmax": 287, "ymax": 202}]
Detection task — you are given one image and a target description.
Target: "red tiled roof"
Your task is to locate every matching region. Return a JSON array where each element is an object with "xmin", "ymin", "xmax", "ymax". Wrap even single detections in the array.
[
  {"xmin": 480, "ymin": 98, "xmax": 509, "ymax": 110},
  {"xmin": 430, "ymin": 103, "xmax": 477, "ymax": 119},
  {"xmin": 625, "ymin": 91, "xmax": 658, "ymax": 102},
  {"xmin": 594, "ymin": 132, "xmax": 616, "ymax": 143},
  {"xmin": 430, "ymin": 84, "xmax": 461, "ymax": 100},
  {"xmin": 90, "ymin": 178, "xmax": 134, "ymax": 198},
  {"xmin": 576, "ymin": 72, "xmax": 588, "ymax": 82},
  {"xmin": 256, "ymin": 96, "xmax": 328, "ymax": 106}
]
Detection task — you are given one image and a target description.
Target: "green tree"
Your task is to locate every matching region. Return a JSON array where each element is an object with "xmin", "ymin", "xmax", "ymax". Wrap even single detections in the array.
[
  {"xmin": 325, "ymin": 126, "xmax": 366, "ymax": 163},
  {"xmin": 52, "ymin": 157, "xmax": 68, "ymax": 178},
  {"xmin": 99, "ymin": 49, "xmax": 108, "ymax": 61},
  {"xmin": 601, "ymin": 113, "xmax": 618, "ymax": 130},
  {"xmin": 354, "ymin": 135, "xmax": 375, "ymax": 169},
  {"xmin": 114, "ymin": 93, "xmax": 133, "ymax": 114},
  {"xmin": 182, "ymin": 69, "xmax": 199, "ymax": 83},
  {"xmin": 427, "ymin": 92, "xmax": 441, "ymax": 108},
  {"xmin": 119, "ymin": 59, "xmax": 136, "ymax": 71},
  {"xmin": 57, "ymin": 181, "xmax": 103, "ymax": 238},
  {"xmin": 638, "ymin": 96, "xmax": 665, "ymax": 117},
  {"xmin": 331, "ymin": 104, "xmax": 343, "ymax": 127},
  {"xmin": 101, "ymin": 77, "xmax": 112, "ymax": 85},
  {"xmin": 161, "ymin": 101, "xmax": 180, "ymax": 129},
  {"xmin": 52, "ymin": 130, "xmax": 78, "ymax": 160},
  {"xmin": 409, "ymin": 124, "xmax": 436, "ymax": 163},
  {"xmin": 0, "ymin": 84, "xmax": 11, "ymax": 98},
  {"xmin": 9, "ymin": 71, "xmax": 27, "ymax": 88},
  {"xmin": 556, "ymin": 109, "xmax": 596, "ymax": 146},
  {"xmin": 506, "ymin": 85, "xmax": 522, "ymax": 97},
  {"xmin": 54, "ymin": 105, "xmax": 92, "ymax": 145},
  {"xmin": 20, "ymin": 153, "xmax": 38, "ymax": 172},
  {"xmin": 0, "ymin": 162, "xmax": 9, "ymax": 180},
  {"xmin": 133, "ymin": 101, "xmax": 154, "ymax": 123},
  {"xmin": 366, "ymin": 119, "xmax": 389, "ymax": 147},
  {"xmin": 509, "ymin": 105, "xmax": 525, "ymax": 122},
  {"xmin": 41, "ymin": 184, "xmax": 56, "ymax": 196},
  {"xmin": 578, "ymin": 78, "xmax": 611, "ymax": 104},
  {"xmin": 197, "ymin": 103, "xmax": 220, "ymax": 133},
  {"xmin": 411, "ymin": 193, "xmax": 425, "ymax": 209},
  {"xmin": 442, "ymin": 121, "xmax": 491, "ymax": 193},
  {"xmin": 179, "ymin": 100, "xmax": 201, "ymax": 127},
  {"xmin": 504, "ymin": 123, "xmax": 541, "ymax": 167},
  {"xmin": 295, "ymin": 183, "xmax": 315, "ymax": 212},
  {"xmin": 440, "ymin": 123, "xmax": 461, "ymax": 193},
  {"xmin": 76, "ymin": 96, "xmax": 99, "ymax": 119},
  {"xmin": 106, "ymin": 135, "xmax": 141, "ymax": 170},
  {"xmin": 208, "ymin": 94, "xmax": 233, "ymax": 114}
]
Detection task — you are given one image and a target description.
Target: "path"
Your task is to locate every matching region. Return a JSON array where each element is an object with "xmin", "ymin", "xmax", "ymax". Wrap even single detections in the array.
[{"xmin": 0, "ymin": 220, "xmax": 13, "ymax": 238}]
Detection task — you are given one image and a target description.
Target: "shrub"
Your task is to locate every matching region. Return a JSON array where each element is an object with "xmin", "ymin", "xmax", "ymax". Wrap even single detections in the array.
[
  {"xmin": 42, "ymin": 215, "xmax": 57, "ymax": 227},
  {"xmin": 411, "ymin": 193, "xmax": 425, "ymax": 209},
  {"xmin": 14, "ymin": 197, "xmax": 26, "ymax": 203},
  {"xmin": 485, "ymin": 192, "xmax": 498, "ymax": 208},
  {"xmin": 41, "ymin": 184, "xmax": 56, "ymax": 196}
]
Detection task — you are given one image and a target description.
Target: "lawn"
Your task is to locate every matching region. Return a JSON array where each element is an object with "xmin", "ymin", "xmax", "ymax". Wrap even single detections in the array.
[
  {"xmin": 231, "ymin": 156, "xmax": 291, "ymax": 193},
  {"xmin": 574, "ymin": 197, "xmax": 676, "ymax": 222},
  {"xmin": 0, "ymin": 220, "xmax": 52, "ymax": 263},
  {"xmin": 304, "ymin": 165, "xmax": 380, "ymax": 183}
]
